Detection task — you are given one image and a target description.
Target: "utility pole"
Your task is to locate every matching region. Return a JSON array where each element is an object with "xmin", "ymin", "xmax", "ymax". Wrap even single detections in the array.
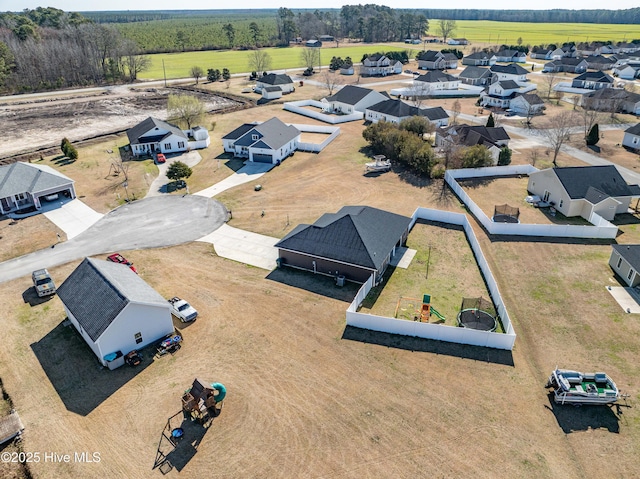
[{"xmin": 163, "ymin": 59, "xmax": 167, "ymax": 87}]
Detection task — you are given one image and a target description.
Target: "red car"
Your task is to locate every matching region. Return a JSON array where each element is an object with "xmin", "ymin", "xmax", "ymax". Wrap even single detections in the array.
[
  {"xmin": 107, "ymin": 253, "xmax": 138, "ymax": 274},
  {"xmin": 156, "ymin": 153, "xmax": 166, "ymax": 164}
]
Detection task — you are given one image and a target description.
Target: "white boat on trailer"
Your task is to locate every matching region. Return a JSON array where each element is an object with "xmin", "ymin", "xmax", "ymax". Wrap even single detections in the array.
[
  {"xmin": 546, "ymin": 368, "xmax": 621, "ymax": 405},
  {"xmin": 365, "ymin": 155, "xmax": 391, "ymax": 172}
]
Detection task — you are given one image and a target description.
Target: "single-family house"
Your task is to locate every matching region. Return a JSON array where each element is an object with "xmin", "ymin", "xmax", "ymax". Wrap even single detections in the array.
[
  {"xmin": 527, "ymin": 165, "xmax": 640, "ymax": 221},
  {"xmin": 447, "ymin": 38, "xmax": 468, "ymax": 45},
  {"xmin": 494, "ymin": 49, "xmax": 527, "ymax": 63},
  {"xmin": 571, "ymin": 71, "xmax": 614, "ymax": 90},
  {"xmin": 255, "ymin": 73, "xmax": 294, "ymax": 94},
  {"xmin": 599, "ymin": 44, "xmax": 619, "ymax": 55},
  {"xmin": 323, "ymin": 85, "xmax": 389, "ymax": 114},
  {"xmin": 57, "ymin": 257, "xmax": 175, "ymax": 369},
  {"xmin": 617, "ymin": 42, "xmax": 640, "ymax": 54},
  {"xmin": 609, "ymin": 244, "xmax": 640, "ymax": 287},
  {"xmin": 361, "ymin": 54, "xmax": 402, "ymax": 76},
  {"xmin": 610, "ymin": 53, "xmax": 630, "ymax": 67},
  {"xmin": 305, "ymin": 39, "xmax": 322, "ymax": 48},
  {"xmin": 436, "ymin": 124, "xmax": 510, "ymax": 164},
  {"xmin": 416, "ymin": 50, "xmax": 458, "ymax": 70},
  {"xmin": 222, "ymin": 117, "xmax": 301, "ymax": 164},
  {"xmin": 490, "ymin": 63, "xmax": 529, "ymax": 83},
  {"xmin": 530, "ymin": 46, "xmax": 565, "ymax": 60},
  {"xmin": 622, "ymin": 123, "xmax": 640, "ymax": 150},
  {"xmin": 480, "ymin": 79, "xmax": 522, "ymax": 109},
  {"xmin": 462, "ymin": 51, "xmax": 497, "ymax": 66},
  {"xmin": 413, "ymin": 70, "xmax": 460, "ymax": 90},
  {"xmin": 614, "ymin": 64, "xmax": 640, "ymax": 80},
  {"xmin": 509, "ymin": 93, "xmax": 545, "ymax": 116},
  {"xmin": 127, "ymin": 117, "xmax": 211, "ymax": 157},
  {"xmin": 561, "ymin": 43, "xmax": 578, "ymax": 57},
  {"xmin": 542, "ymin": 57, "xmax": 588, "ymax": 74},
  {"xmin": 0, "ymin": 162, "xmax": 76, "ymax": 215},
  {"xmin": 583, "ymin": 55, "xmax": 616, "ymax": 71},
  {"xmin": 582, "ymin": 88, "xmax": 640, "ymax": 115},
  {"xmin": 458, "ymin": 66, "xmax": 492, "ymax": 86},
  {"xmin": 340, "ymin": 60, "xmax": 354, "ymax": 75},
  {"xmin": 365, "ymin": 99, "xmax": 449, "ymax": 127},
  {"xmin": 318, "ymin": 35, "xmax": 334, "ymax": 42},
  {"xmin": 275, "ymin": 205, "xmax": 412, "ymax": 284}
]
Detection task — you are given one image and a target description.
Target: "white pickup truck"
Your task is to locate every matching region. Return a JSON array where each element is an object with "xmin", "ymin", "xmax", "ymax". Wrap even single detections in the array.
[
  {"xmin": 168, "ymin": 297, "xmax": 198, "ymax": 322},
  {"xmin": 32, "ymin": 269, "xmax": 56, "ymax": 297}
]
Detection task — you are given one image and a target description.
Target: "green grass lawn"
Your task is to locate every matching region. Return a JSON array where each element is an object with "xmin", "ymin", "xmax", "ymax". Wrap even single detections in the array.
[
  {"xmin": 451, "ymin": 19, "xmax": 640, "ymax": 46},
  {"xmin": 139, "ymin": 44, "xmax": 420, "ymax": 80}
]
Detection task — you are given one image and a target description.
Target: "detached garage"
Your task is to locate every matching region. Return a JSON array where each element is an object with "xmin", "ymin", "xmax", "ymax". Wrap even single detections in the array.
[{"xmin": 57, "ymin": 258, "xmax": 174, "ymax": 369}]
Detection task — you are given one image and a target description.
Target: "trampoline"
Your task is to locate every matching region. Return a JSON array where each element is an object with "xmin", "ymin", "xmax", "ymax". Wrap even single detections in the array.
[
  {"xmin": 457, "ymin": 297, "xmax": 498, "ymax": 332},
  {"xmin": 492, "ymin": 204, "xmax": 520, "ymax": 223},
  {"xmin": 457, "ymin": 309, "xmax": 497, "ymax": 331}
]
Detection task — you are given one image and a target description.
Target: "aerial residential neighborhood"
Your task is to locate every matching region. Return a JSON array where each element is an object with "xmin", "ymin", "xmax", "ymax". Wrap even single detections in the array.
[{"xmin": 2, "ymin": 3, "xmax": 640, "ymax": 478}]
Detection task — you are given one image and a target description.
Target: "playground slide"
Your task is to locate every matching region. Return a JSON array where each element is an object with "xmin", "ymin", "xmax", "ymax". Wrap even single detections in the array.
[
  {"xmin": 211, "ymin": 382, "xmax": 227, "ymax": 401},
  {"xmin": 430, "ymin": 307, "xmax": 446, "ymax": 321}
]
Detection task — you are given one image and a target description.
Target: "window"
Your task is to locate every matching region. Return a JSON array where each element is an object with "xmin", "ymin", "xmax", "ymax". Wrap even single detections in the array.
[
  {"xmin": 628, "ymin": 269, "xmax": 634, "ymax": 281},
  {"xmin": 164, "ymin": 143, "xmax": 171, "ymax": 150},
  {"xmin": 543, "ymin": 191, "xmax": 550, "ymax": 202},
  {"xmin": 178, "ymin": 141, "xmax": 185, "ymax": 148},
  {"xmin": 559, "ymin": 200, "xmax": 563, "ymax": 208},
  {"xmin": 252, "ymin": 134, "xmax": 259, "ymax": 141},
  {"xmin": 633, "ymin": 137, "xmax": 638, "ymax": 145},
  {"xmin": 135, "ymin": 332, "xmax": 143, "ymax": 344},
  {"xmin": 617, "ymin": 256, "xmax": 622, "ymax": 268},
  {"xmin": 16, "ymin": 193, "xmax": 26, "ymax": 200}
]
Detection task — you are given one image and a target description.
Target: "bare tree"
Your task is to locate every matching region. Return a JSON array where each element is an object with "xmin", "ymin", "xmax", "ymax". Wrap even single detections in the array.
[
  {"xmin": 122, "ymin": 40, "xmax": 150, "ymax": 82},
  {"xmin": 451, "ymin": 99, "xmax": 461, "ymax": 125},
  {"xmin": 436, "ymin": 19, "xmax": 457, "ymax": 43},
  {"xmin": 539, "ymin": 111, "xmax": 577, "ymax": 167},
  {"xmin": 579, "ymin": 104, "xmax": 602, "ymax": 140},
  {"xmin": 540, "ymin": 74, "xmax": 560, "ymax": 101},
  {"xmin": 190, "ymin": 66, "xmax": 204, "ymax": 85},
  {"xmin": 167, "ymin": 94, "xmax": 204, "ymax": 130},
  {"xmin": 247, "ymin": 49, "xmax": 272, "ymax": 74},
  {"xmin": 321, "ymin": 70, "xmax": 343, "ymax": 95},
  {"xmin": 407, "ymin": 81, "xmax": 431, "ymax": 108},
  {"xmin": 300, "ymin": 47, "xmax": 320, "ymax": 71}
]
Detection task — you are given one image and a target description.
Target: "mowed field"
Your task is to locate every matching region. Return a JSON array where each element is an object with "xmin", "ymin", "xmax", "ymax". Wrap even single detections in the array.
[{"xmin": 2, "ymin": 97, "xmax": 640, "ymax": 478}]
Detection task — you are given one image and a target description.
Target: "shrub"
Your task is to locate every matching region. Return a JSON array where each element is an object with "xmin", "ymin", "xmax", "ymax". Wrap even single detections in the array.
[
  {"xmin": 430, "ymin": 163, "xmax": 446, "ymax": 178},
  {"xmin": 498, "ymin": 146, "xmax": 512, "ymax": 166},
  {"xmin": 586, "ymin": 123, "xmax": 599, "ymax": 146}
]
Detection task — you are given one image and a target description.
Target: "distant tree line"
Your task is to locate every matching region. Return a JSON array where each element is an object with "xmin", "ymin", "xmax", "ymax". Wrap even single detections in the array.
[{"xmin": 423, "ymin": 8, "xmax": 640, "ymax": 24}]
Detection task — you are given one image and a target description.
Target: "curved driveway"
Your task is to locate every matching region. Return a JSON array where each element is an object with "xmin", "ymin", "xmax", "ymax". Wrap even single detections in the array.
[{"xmin": 0, "ymin": 195, "xmax": 228, "ymax": 284}]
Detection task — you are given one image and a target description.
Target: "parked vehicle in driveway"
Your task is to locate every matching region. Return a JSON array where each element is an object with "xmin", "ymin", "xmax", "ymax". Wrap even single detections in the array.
[
  {"xmin": 106, "ymin": 253, "xmax": 138, "ymax": 273},
  {"xmin": 169, "ymin": 297, "xmax": 198, "ymax": 322},
  {"xmin": 32, "ymin": 269, "xmax": 56, "ymax": 297},
  {"xmin": 156, "ymin": 153, "xmax": 166, "ymax": 164}
]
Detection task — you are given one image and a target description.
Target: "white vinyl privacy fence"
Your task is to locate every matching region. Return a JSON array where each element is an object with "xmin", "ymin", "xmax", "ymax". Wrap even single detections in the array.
[
  {"xmin": 284, "ymin": 100, "xmax": 363, "ymax": 124},
  {"xmin": 445, "ymin": 165, "xmax": 618, "ymax": 239},
  {"xmin": 293, "ymin": 124, "xmax": 341, "ymax": 153},
  {"xmin": 346, "ymin": 207, "xmax": 517, "ymax": 351}
]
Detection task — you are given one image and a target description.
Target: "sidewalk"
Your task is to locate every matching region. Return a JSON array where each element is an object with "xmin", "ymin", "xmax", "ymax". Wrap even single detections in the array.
[{"xmin": 194, "ymin": 162, "xmax": 273, "ymax": 198}]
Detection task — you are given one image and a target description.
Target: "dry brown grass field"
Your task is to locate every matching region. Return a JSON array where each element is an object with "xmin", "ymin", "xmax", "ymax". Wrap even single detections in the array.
[{"xmin": 2, "ymin": 86, "xmax": 640, "ymax": 479}]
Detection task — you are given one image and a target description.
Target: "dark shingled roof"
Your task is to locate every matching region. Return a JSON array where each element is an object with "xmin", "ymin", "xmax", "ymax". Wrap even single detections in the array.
[
  {"xmin": 275, "ymin": 206, "xmax": 412, "ymax": 271},
  {"xmin": 416, "ymin": 50, "xmax": 442, "ymax": 61},
  {"xmin": 326, "ymin": 85, "xmax": 377, "ymax": 105},
  {"xmin": 573, "ymin": 71, "xmax": 614, "ymax": 83},
  {"xmin": 612, "ymin": 244, "xmax": 640, "ymax": 271},
  {"xmin": 625, "ymin": 123, "xmax": 640, "ymax": 135},
  {"xmin": 459, "ymin": 66, "xmax": 491, "ymax": 79},
  {"xmin": 367, "ymin": 99, "xmax": 448, "ymax": 121},
  {"xmin": 226, "ymin": 117, "xmax": 300, "ymax": 151},
  {"xmin": 553, "ymin": 165, "xmax": 637, "ymax": 200},
  {"xmin": 258, "ymin": 73, "xmax": 293, "ymax": 85},
  {"xmin": 444, "ymin": 124, "xmax": 510, "ymax": 147},
  {"xmin": 515, "ymin": 93, "xmax": 544, "ymax": 105},
  {"xmin": 464, "ymin": 51, "xmax": 494, "ymax": 60},
  {"xmin": 57, "ymin": 258, "xmax": 168, "ymax": 342},
  {"xmin": 498, "ymin": 80, "xmax": 520, "ymax": 90},
  {"xmin": 222, "ymin": 123, "xmax": 255, "ymax": 140},
  {"xmin": 0, "ymin": 162, "xmax": 73, "ymax": 198},
  {"xmin": 415, "ymin": 71, "xmax": 457, "ymax": 83},
  {"xmin": 126, "ymin": 117, "xmax": 186, "ymax": 145},
  {"xmin": 490, "ymin": 63, "xmax": 529, "ymax": 75}
]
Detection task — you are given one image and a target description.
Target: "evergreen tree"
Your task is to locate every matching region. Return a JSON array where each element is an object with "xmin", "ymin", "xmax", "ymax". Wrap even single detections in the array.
[
  {"xmin": 498, "ymin": 146, "xmax": 512, "ymax": 166},
  {"xmin": 486, "ymin": 113, "xmax": 495, "ymax": 128},
  {"xmin": 586, "ymin": 123, "xmax": 600, "ymax": 146}
]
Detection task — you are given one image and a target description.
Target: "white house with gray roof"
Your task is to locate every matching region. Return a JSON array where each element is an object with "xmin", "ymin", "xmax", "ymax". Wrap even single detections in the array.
[
  {"xmin": 126, "ymin": 117, "xmax": 210, "ymax": 157},
  {"xmin": 0, "ymin": 162, "xmax": 76, "ymax": 215},
  {"xmin": 609, "ymin": 244, "xmax": 640, "ymax": 287},
  {"xmin": 222, "ymin": 117, "xmax": 301, "ymax": 164},
  {"xmin": 323, "ymin": 85, "xmax": 389, "ymax": 114},
  {"xmin": 57, "ymin": 257, "xmax": 174, "ymax": 368},
  {"xmin": 255, "ymin": 73, "xmax": 294, "ymax": 94},
  {"xmin": 623, "ymin": 123, "xmax": 640, "ymax": 150},
  {"xmin": 365, "ymin": 99, "xmax": 449, "ymax": 127}
]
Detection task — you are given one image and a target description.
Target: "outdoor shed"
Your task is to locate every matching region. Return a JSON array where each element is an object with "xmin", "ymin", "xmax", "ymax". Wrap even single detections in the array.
[
  {"xmin": 609, "ymin": 244, "xmax": 640, "ymax": 287},
  {"xmin": 57, "ymin": 257, "xmax": 174, "ymax": 368},
  {"xmin": 275, "ymin": 206, "xmax": 412, "ymax": 284}
]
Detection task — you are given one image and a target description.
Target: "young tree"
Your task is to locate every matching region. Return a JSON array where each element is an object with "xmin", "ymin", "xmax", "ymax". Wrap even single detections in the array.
[
  {"xmin": 248, "ymin": 50, "xmax": 272, "ymax": 75},
  {"xmin": 451, "ymin": 99, "xmax": 461, "ymax": 125},
  {"xmin": 539, "ymin": 111, "xmax": 577, "ymax": 167},
  {"xmin": 207, "ymin": 68, "xmax": 221, "ymax": 82},
  {"xmin": 320, "ymin": 70, "xmax": 342, "ymax": 95},
  {"xmin": 222, "ymin": 23, "xmax": 235, "ymax": 48},
  {"xmin": 66, "ymin": 144, "xmax": 78, "ymax": 160},
  {"xmin": 579, "ymin": 104, "xmax": 601, "ymax": 140},
  {"xmin": 167, "ymin": 94, "xmax": 204, "ymax": 130},
  {"xmin": 166, "ymin": 161, "xmax": 193, "ymax": 182},
  {"xmin": 191, "ymin": 66, "xmax": 204, "ymax": 84},
  {"xmin": 399, "ymin": 116, "xmax": 434, "ymax": 137},
  {"xmin": 301, "ymin": 47, "xmax": 320, "ymax": 71},
  {"xmin": 460, "ymin": 145, "xmax": 494, "ymax": 168},
  {"xmin": 586, "ymin": 123, "xmax": 600, "ymax": 146},
  {"xmin": 407, "ymin": 81, "xmax": 431, "ymax": 109},
  {"xmin": 486, "ymin": 113, "xmax": 495, "ymax": 128},
  {"xmin": 61, "ymin": 137, "xmax": 71, "ymax": 156},
  {"xmin": 436, "ymin": 19, "xmax": 456, "ymax": 43},
  {"xmin": 541, "ymin": 74, "xmax": 559, "ymax": 100},
  {"xmin": 222, "ymin": 68, "xmax": 231, "ymax": 81},
  {"xmin": 498, "ymin": 146, "xmax": 512, "ymax": 165}
]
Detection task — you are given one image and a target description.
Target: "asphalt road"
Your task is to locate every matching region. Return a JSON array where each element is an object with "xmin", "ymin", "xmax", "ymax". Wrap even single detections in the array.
[{"xmin": 0, "ymin": 195, "xmax": 228, "ymax": 284}]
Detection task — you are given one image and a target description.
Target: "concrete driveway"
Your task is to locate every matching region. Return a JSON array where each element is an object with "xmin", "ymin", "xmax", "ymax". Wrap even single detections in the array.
[
  {"xmin": 43, "ymin": 199, "xmax": 104, "ymax": 239},
  {"xmin": 194, "ymin": 162, "xmax": 273, "ymax": 198},
  {"xmin": 0, "ymin": 195, "xmax": 228, "ymax": 284},
  {"xmin": 145, "ymin": 151, "xmax": 203, "ymax": 198},
  {"xmin": 196, "ymin": 224, "xmax": 279, "ymax": 270}
]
